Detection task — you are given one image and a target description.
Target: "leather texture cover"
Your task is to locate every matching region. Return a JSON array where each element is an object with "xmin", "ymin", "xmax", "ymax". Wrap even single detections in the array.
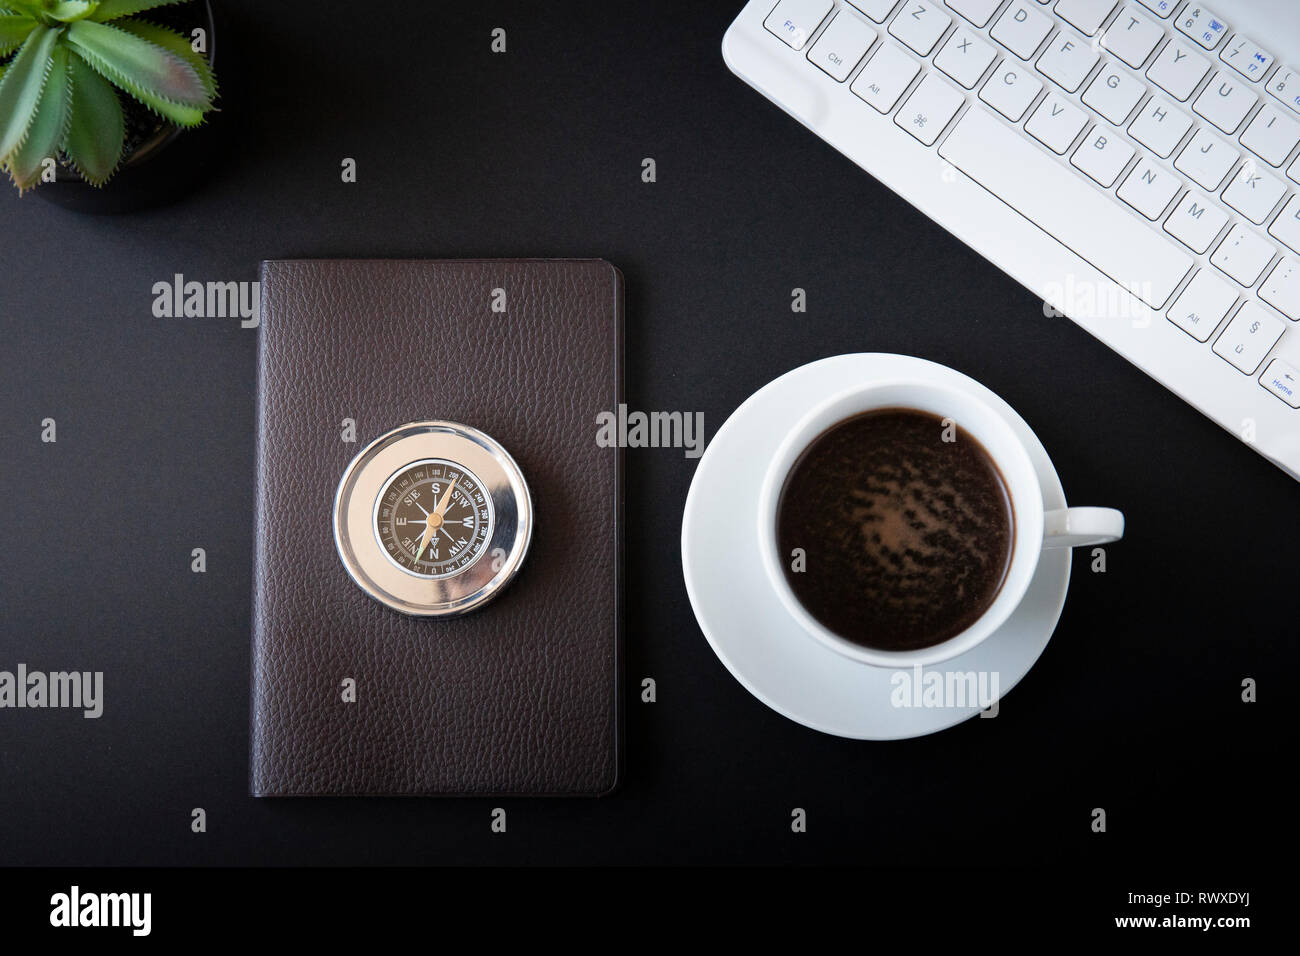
[{"xmin": 251, "ymin": 259, "xmax": 624, "ymax": 796}]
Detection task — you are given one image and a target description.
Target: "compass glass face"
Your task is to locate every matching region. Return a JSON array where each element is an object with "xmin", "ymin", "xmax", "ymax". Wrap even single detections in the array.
[{"xmin": 373, "ymin": 459, "xmax": 495, "ymax": 579}]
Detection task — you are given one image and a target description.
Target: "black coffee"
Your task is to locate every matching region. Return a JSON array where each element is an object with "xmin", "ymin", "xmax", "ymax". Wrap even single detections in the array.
[{"xmin": 776, "ymin": 408, "xmax": 1014, "ymax": 652}]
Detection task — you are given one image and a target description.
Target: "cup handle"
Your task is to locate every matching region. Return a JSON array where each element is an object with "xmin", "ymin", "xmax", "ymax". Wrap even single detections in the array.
[{"xmin": 1042, "ymin": 507, "xmax": 1125, "ymax": 549}]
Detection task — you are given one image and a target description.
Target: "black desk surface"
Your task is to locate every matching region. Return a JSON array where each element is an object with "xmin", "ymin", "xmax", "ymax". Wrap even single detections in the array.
[{"xmin": 0, "ymin": 0, "xmax": 1287, "ymax": 868}]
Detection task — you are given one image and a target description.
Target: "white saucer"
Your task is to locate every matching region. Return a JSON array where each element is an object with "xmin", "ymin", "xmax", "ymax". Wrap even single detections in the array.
[{"xmin": 681, "ymin": 354, "xmax": 1072, "ymax": 740}]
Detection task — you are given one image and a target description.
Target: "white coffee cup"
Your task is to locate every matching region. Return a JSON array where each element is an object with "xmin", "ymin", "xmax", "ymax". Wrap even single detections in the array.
[{"xmin": 756, "ymin": 377, "xmax": 1124, "ymax": 668}]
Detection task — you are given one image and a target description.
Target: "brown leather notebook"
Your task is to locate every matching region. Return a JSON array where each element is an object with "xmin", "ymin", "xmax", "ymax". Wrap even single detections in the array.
[{"xmin": 251, "ymin": 259, "xmax": 623, "ymax": 796}]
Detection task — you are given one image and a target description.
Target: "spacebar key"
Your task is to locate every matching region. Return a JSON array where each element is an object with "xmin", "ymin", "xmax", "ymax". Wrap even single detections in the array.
[{"xmin": 938, "ymin": 109, "xmax": 1192, "ymax": 309}]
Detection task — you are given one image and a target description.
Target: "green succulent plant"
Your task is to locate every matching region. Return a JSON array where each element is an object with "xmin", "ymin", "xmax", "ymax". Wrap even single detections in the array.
[{"xmin": 0, "ymin": 0, "xmax": 216, "ymax": 192}]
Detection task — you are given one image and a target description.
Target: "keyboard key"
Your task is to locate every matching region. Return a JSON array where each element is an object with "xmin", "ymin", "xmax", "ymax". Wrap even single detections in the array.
[
  {"xmin": 1193, "ymin": 71, "xmax": 1256, "ymax": 133},
  {"xmin": 851, "ymin": 43, "xmax": 921, "ymax": 112},
  {"xmin": 1174, "ymin": 5, "xmax": 1229, "ymax": 51},
  {"xmin": 895, "ymin": 74, "xmax": 965, "ymax": 145},
  {"xmin": 1269, "ymin": 195, "xmax": 1300, "ymax": 255},
  {"xmin": 1167, "ymin": 269, "xmax": 1238, "ymax": 340},
  {"xmin": 1292, "ymin": 156, "xmax": 1300, "ymax": 186},
  {"xmin": 1038, "ymin": 32, "xmax": 1100, "ymax": 93},
  {"xmin": 1222, "ymin": 164, "xmax": 1287, "ymax": 225},
  {"xmin": 764, "ymin": 0, "xmax": 834, "ymax": 50},
  {"xmin": 1260, "ymin": 359, "xmax": 1300, "ymax": 407},
  {"xmin": 1219, "ymin": 34, "xmax": 1272, "ymax": 83},
  {"xmin": 1268, "ymin": 67, "xmax": 1300, "ymax": 116},
  {"xmin": 979, "ymin": 62, "xmax": 1043, "ymax": 122},
  {"xmin": 1083, "ymin": 66, "xmax": 1147, "ymax": 124},
  {"xmin": 1240, "ymin": 105, "xmax": 1300, "ymax": 168},
  {"xmin": 848, "ymin": 0, "xmax": 901, "ymax": 22},
  {"xmin": 1055, "ymin": 0, "xmax": 1118, "ymax": 37},
  {"xmin": 1213, "ymin": 302, "xmax": 1284, "ymax": 373},
  {"xmin": 944, "ymin": 0, "xmax": 1000, "ymax": 28},
  {"xmin": 1128, "ymin": 97, "xmax": 1192, "ymax": 158},
  {"xmin": 939, "ymin": 107, "xmax": 1193, "ymax": 308},
  {"xmin": 808, "ymin": 11, "xmax": 878, "ymax": 81},
  {"xmin": 1164, "ymin": 191, "xmax": 1229, "ymax": 253},
  {"xmin": 935, "ymin": 28, "xmax": 996, "ymax": 88},
  {"xmin": 889, "ymin": 0, "xmax": 952, "ymax": 56},
  {"xmin": 1211, "ymin": 223, "xmax": 1276, "ymax": 285},
  {"xmin": 1102, "ymin": 7, "xmax": 1164, "ymax": 69},
  {"xmin": 1147, "ymin": 38, "xmax": 1211, "ymax": 101},
  {"xmin": 1118, "ymin": 157, "xmax": 1182, "ymax": 219},
  {"xmin": 1174, "ymin": 126, "xmax": 1239, "ymax": 190},
  {"xmin": 991, "ymin": 1, "xmax": 1052, "ymax": 59},
  {"xmin": 1071, "ymin": 126, "xmax": 1136, "ymax": 187},
  {"xmin": 1136, "ymin": 0, "xmax": 1175, "ymax": 18},
  {"xmin": 1027, "ymin": 92, "xmax": 1088, "ymax": 153},
  {"xmin": 1260, "ymin": 258, "xmax": 1300, "ymax": 319}
]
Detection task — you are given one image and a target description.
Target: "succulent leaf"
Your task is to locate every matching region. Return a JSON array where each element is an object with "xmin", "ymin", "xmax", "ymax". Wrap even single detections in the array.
[
  {"xmin": 62, "ymin": 49, "xmax": 121, "ymax": 184},
  {"xmin": 115, "ymin": 16, "xmax": 212, "ymax": 98},
  {"xmin": 0, "ymin": 23, "xmax": 56, "ymax": 163},
  {"xmin": 0, "ymin": 3, "xmax": 43, "ymax": 18},
  {"xmin": 90, "ymin": 0, "xmax": 186, "ymax": 21},
  {"xmin": 0, "ymin": 12, "xmax": 37, "ymax": 55},
  {"xmin": 5, "ymin": 41, "xmax": 70, "ymax": 190},
  {"xmin": 65, "ymin": 18, "xmax": 210, "ymax": 126},
  {"xmin": 46, "ymin": 2, "xmax": 98, "ymax": 22}
]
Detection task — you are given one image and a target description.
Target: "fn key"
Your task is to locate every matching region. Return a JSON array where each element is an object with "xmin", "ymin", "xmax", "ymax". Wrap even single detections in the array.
[
  {"xmin": 764, "ymin": 0, "xmax": 834, "ymax": 50},
  {"xmin": 896, "ymin": 75, "xmax": 965, "ymax": 146}
]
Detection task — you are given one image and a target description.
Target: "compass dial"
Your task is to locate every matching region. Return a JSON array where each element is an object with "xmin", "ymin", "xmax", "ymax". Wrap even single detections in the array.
[
  {"xmin": 374, "ymin": 459, "xmax": 495, "ymax": 578},
  {"xmin": 334, "ymin": 421, "xmax": 532, "ymax": 617}
]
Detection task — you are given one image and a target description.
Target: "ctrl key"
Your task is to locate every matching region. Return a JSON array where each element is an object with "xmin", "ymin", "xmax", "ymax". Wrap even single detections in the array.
[
  {"xmin": 1260, "ymin": 359, "xmax": 1300, "ymax": 408},
  {"xmin": 808, "ymin": 12, "xmax": 877, "ymax": 82}
]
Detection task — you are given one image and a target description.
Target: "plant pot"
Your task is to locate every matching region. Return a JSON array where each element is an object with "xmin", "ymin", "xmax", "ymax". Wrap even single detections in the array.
[{"xmin": 35, "ymin": 0, "xmax": 219, "ymax": 215}]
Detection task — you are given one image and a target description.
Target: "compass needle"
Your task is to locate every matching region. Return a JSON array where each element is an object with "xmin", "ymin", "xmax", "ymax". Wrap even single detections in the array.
[
  {"xmin": 413, "ymin": 521, "xmax": 435, "ymax": 562},
  {"xmin": 435, "ymin": 477, "xmax": 459, "ymax": 517}
]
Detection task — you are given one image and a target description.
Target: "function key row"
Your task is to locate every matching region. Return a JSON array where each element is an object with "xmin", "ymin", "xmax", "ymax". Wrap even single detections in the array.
[
  {"xmin": 772, "ymin": 1, "xmax": 1300, "ymax": 119},
  {"xmin": 946, "ymin": 0, "xmax": 1300, "ymax": 119}
]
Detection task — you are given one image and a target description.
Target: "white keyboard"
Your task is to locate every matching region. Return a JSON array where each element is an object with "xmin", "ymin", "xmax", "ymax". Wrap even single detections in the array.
[{"xmin": 725, "ymin": 0, "xmax": 1300, "ymax": 480}]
